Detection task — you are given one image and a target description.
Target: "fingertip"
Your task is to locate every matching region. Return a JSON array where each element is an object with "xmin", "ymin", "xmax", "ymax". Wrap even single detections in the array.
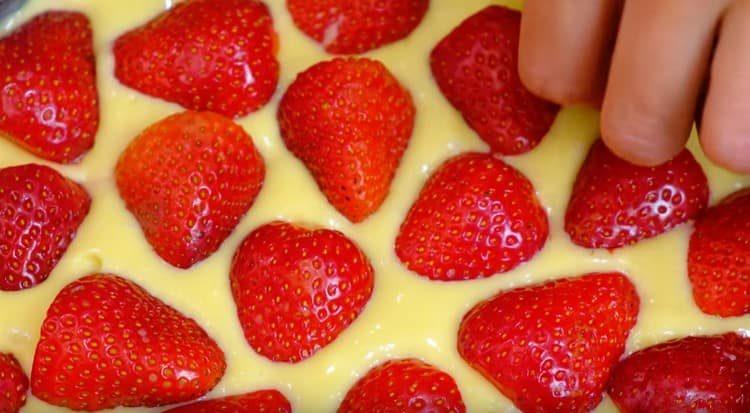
[
  {"xmin": 601, "ymin": 111, "xmax": 686, "ymax": 166},
  {"xmin": 518, "ymin": 15, "xmax": 576, "ymax": 105},
  {"xmin": 700, "ymin": 125, "xmax": 750, "ymax": 174},
  {"xmin": 698, "ymin": 0, "xmax": 750, "ymax": 174},
  {"xmin": 518, "ymin": 58, "xmax": 584, "ymax": 106},
  {"xmin": 518, "ymin": 0, "xmax": 619, "ymax": 106}
]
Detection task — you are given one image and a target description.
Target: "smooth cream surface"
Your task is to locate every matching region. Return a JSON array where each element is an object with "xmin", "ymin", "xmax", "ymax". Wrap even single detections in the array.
[{"xmin": 1, "ymin": 0, "xmax": 749, "ymax": 412}]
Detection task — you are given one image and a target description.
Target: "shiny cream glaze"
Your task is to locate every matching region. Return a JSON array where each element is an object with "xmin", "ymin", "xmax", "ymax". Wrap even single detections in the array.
[{"xmin": 1, "ymin": 0, "xmax": 749, "ymax": 411}]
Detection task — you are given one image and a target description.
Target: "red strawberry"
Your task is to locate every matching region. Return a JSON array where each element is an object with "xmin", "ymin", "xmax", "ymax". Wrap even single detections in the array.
[
  {"xmin": 116, "ymin": 111, "xmax": 265, "ymax": 269},
  {"xmin": 566, "ymin": 140, "xmax": 708, "ymax": 249},
  {"xmin": 608, "ymin": 333, "xmax": 750, "ymax": 413},
  {"xmin": 0, "ymin": 11, "xmax": 99, "ymax": 163},
  {"xmin": 31, "ymin": 273, "xmax": 226, "ymax": 411},
  {"xmin": 338, "ymin": 359, "xmax": 465, "ymax": 413},
  {"xmin": 287, "ymin": 0, "xmax": 429, "ymax": 54},
  {"xmin": 164, "ymin": 389, "xmax": 291, "ymax": 413},
  {"xmin": 395, "ymin": 152, "xmax": 548, "ymax": 281},
  {"xmin": 114, "ymin": 0, "xmax": 279, "ymax": 118},
  {"xmin": 430, "ymin": 6, "xmax": 559, "ymax": 155},
  {"xmin": 688, "ymin": 189, "xmax": 750, "ymax": 317},
  {"xmin": 0, "ymin": 353, "xmax": 28, "ymax": 413},
  {"xmin": 458, "ymin": 272, "xmax": 640, "ymax": 413},
  {"xmin": 230, "ymin": 221, "xmax": 374, "ymax": 363},
  {"xmin": 278, "ymin": 57, "xmax": 415, "ymax": 222},
  {"xmin": 0, "ymin": 164, "xmax": 90, "ymax": 291}
]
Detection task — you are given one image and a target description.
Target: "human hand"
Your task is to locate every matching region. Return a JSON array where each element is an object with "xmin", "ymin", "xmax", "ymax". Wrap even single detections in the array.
[{"xmin": 518, "ymin": 0, "xmax": 750, "ymax": 172}]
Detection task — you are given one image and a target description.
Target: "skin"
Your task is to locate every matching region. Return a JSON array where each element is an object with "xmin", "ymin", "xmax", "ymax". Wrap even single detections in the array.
[{"xmin": 519, "ymin": 0, "xmax": 750, "ymax": 173}]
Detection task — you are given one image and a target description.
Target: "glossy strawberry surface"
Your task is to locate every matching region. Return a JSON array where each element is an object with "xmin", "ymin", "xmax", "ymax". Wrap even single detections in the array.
[
  {"xmin": 458, "ymin": 272, "xmax": 640, "ymax": 412},
  {"xmin": 116, "ymin": 111, "xmax": 265, "ymax": 269},
  {"xmin": 278, "ymin": 57, "xmax": 414, "ymax": 223},
  {"xmin": 164, "ymin": 389, "xmax": 291, "ymax": 413},
  {"xmin": 114, "ymin": 0, "xmax": 279, "ymax": 118},
  {"xmin": 0, "ymin": 11, "xmax": 98, "ymax": 163},
  {"xmin": 0, "ymin": 353, "xmax": 27, "ymax": 413},
  {"xmin": 338, "ymin": 359, "xmax": 465, "ymax": 413},
  {"xmin": 430, "ymin": 6, "xmax": 559, "ymax": 155},
  {"xmin": 287, "ymin": 0, "xmax": 429, "ymax": 54},
  {"xmin": 396, "ymin": 152, "xmax": 548, "ymax": 281},
  {"xmin": 0, "ymin": 164, "xmax": 90, "ymax": 291},
  {"xmin": 231, "ymin": 221, "xmax": 374, "ymax": 363},
  {"xmin": 31, "ymin": 274, "xmax": 226, "ymax": 411},
  {"xmin": 689, "ymin": 189, "xmax": 750, "ymax": 316},
  {"xmin": 609, "ymin": 333, "xmax": 750, "ymax": 413},
  {"xmin": 566, "ymin": 140, "xmax": 708, "ymax": 249}
]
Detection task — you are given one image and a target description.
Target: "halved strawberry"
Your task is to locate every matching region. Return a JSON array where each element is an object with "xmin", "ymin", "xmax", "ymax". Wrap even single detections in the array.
[
  {"xmin": 116, "ymin": 111, "xmax": 265, "ymax": 269},
  {"xmin": 164, "ymin": 389, "xmax": 291, "ymax": 413},
  {"xmin": 338, "ymin": 359, "xmax": 465, "ymax": 413},
  {"xmin": 0, "ymin": 11, "xmax": 98, "ymax": 163},
  {"xmin": 0, "ymin": 164, "xmax": 90, "ymax": 291},
  {"xmin": 688, "ymin": 189, "xmax": 750, "ymax": 317},
  {"xmin": 278, "ymin": 57, "xmax": 415, "ymax": 223},
  {"xmin": 395, "ymin": 152, "xmax": 548, "ymax": 281},
  {"xmin": 430, "ymin": 6, "xmax": 559, "ymax": 155},
  {"xmin": 230, "ymin": 221, "xmax": 374, "ymax": 363},
  {"xmin": 609, "ymin": 333, "xmax": 750, "ymax": 413},
  {"xmin": 31, "ymin": 274, "xmax": 225, "ymax": 411},
  {"xmin": 114, "ymin": 0, "xmax": 279, "ymax": 118},
  {"xmin": 458, "ymin": 272, "xmax": 640, "ymax": 412},
  {"xmin": 566, "ymin": 140, "xmax": 708, "ymax": 249},
  {"xmin": 0, "ymin": 353, "xmax": 27, "ymax": 413},
  {"xmin": 287, "ymin": 0, "xmax": 429, "ymax": 54}
]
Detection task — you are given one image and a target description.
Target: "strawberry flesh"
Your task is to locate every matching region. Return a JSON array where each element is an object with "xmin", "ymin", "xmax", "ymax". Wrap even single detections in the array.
[
  {"xmin": 31, "ymin": 273, "xmax": 226, "ymax": 411},
  {"xmin": 430, "ymin": 6, "xmax": 559, "ymax": 155},
  {"xmin": 114, "ymin": 0, "xmax": 279, "ymax": 118},
  {"xmin": 0, "ymin": 164, "xmax": 90, "ymax": 291},
  {"xmin": 689, "ymin": 189, "xmax": 750, "ymax": 316},
  {"xmin": 0, "ymin": 11, "xmax": 99, "ymax": 163},
  {"xmin": 116, "ymin": 111, "xmax": 265, "ymax": 269},
  {"xmin": 609, "ymin": 333, "xmax": 750, "ymax": 413},
  {"xmin": 287, "ymin": 0, "xmax": 429, "ymax": 54},
  {"xmin": 395, "ymin": 152, "xmax": 548, "ymax": 281},
  {"xmin": 231, "ymin": 221, "xmax": 374, "ymax": 363},
  {"xmin": 566, "ymin": 140, "xmax": 708, "ymax": 249},
  {"xmin": 338, "ymin": 358, "xmax": 465, "ymax": 413},
  {"xmin": 0, "ymin": 353, "xmax": 27, "ymax": 413},
  {"xmin": 164, "ymin": 389, "xmax": 291, "ymax": 413},
  {"xmin": 458, "ymin": 272, "xmax": 640, "ymax": 412},
  {"xmin": 278, "ymin": 57, "xmax": 415, "ymax": 223}
]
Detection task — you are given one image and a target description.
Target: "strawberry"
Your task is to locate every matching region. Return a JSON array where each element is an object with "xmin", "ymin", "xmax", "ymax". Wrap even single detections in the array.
[
  {"xmin": 31, "ymin": 273, "xmax": 226, "ymax": 411},
  {"xmin": 566, "ymin": 140, "xmax": 708, "ymax": 249},
  {"xmin": 430, "ymin": 6, "xmax": 559, "ymax": 155},
  {"xmin": 230, "ymin": 221, "xmax": 374, "ymax": 363},
  {"xmin": 608, "ymin": 333, "xmax": 750, "ymax": 413},
  {"xmin": 0, "ymin": 164, "xmax": 90, "ymax": 291},
  {"xmin": 395, "ymin": 152, "xmax": 548, "ymax": 281},
  {"xmin": 688, "ymin": 189, "xmax": 750, "ymax": 317},
  {"xmin": 458, "ymin": 272, "xmax": 640, "ymax": 413},
  {"xmin": 113, "ymin": 0, "xmax": 279, "ymax": 118},
  {"xmin": 0, "ymin": 353, "xmax": 27, "ymax": 413},
  {"xmin": 287, "ymin": 0, "xmax": 429, "ymax": 54},
  {"xmin": 0, "ymin": 11, "xmax": 98, "ymax": 163},
  {"xmin": 163, "ymin": 389, "xmax": 291, "ymax": 413},
  {"xmin": 116, "ymin": 111, "xmax": 265, "ymax": 269},
  {"xmin": 278, "ymin": 57, "xmax": 415, "ymax": 222},
  {"xmin": 338, "ymin": 359, "xmax": 465, "ymax": 413}
]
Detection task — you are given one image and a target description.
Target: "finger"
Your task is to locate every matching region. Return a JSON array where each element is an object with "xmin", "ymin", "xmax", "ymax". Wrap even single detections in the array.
[
  {"xmin": 601, "ymin": 0, "xmax": 728, "ymax": 166},
  {"xmin": 519, "ymin": 0, "xmax": 622, "ymax": 105},
  {"xmin": 700, "ymin": 0, "xmax": 750, "ymax": 173}
]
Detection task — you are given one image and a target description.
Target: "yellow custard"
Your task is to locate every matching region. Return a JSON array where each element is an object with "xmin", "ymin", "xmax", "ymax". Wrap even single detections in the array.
[{"xmin": 1, "ymin": 0, "xmax": 749, "ymax": 412}]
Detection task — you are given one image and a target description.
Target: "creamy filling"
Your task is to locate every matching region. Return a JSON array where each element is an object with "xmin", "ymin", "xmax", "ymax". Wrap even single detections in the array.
[{"xmin": 0, "ymin": 0, "xmax": 749, "ymax": 411}]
